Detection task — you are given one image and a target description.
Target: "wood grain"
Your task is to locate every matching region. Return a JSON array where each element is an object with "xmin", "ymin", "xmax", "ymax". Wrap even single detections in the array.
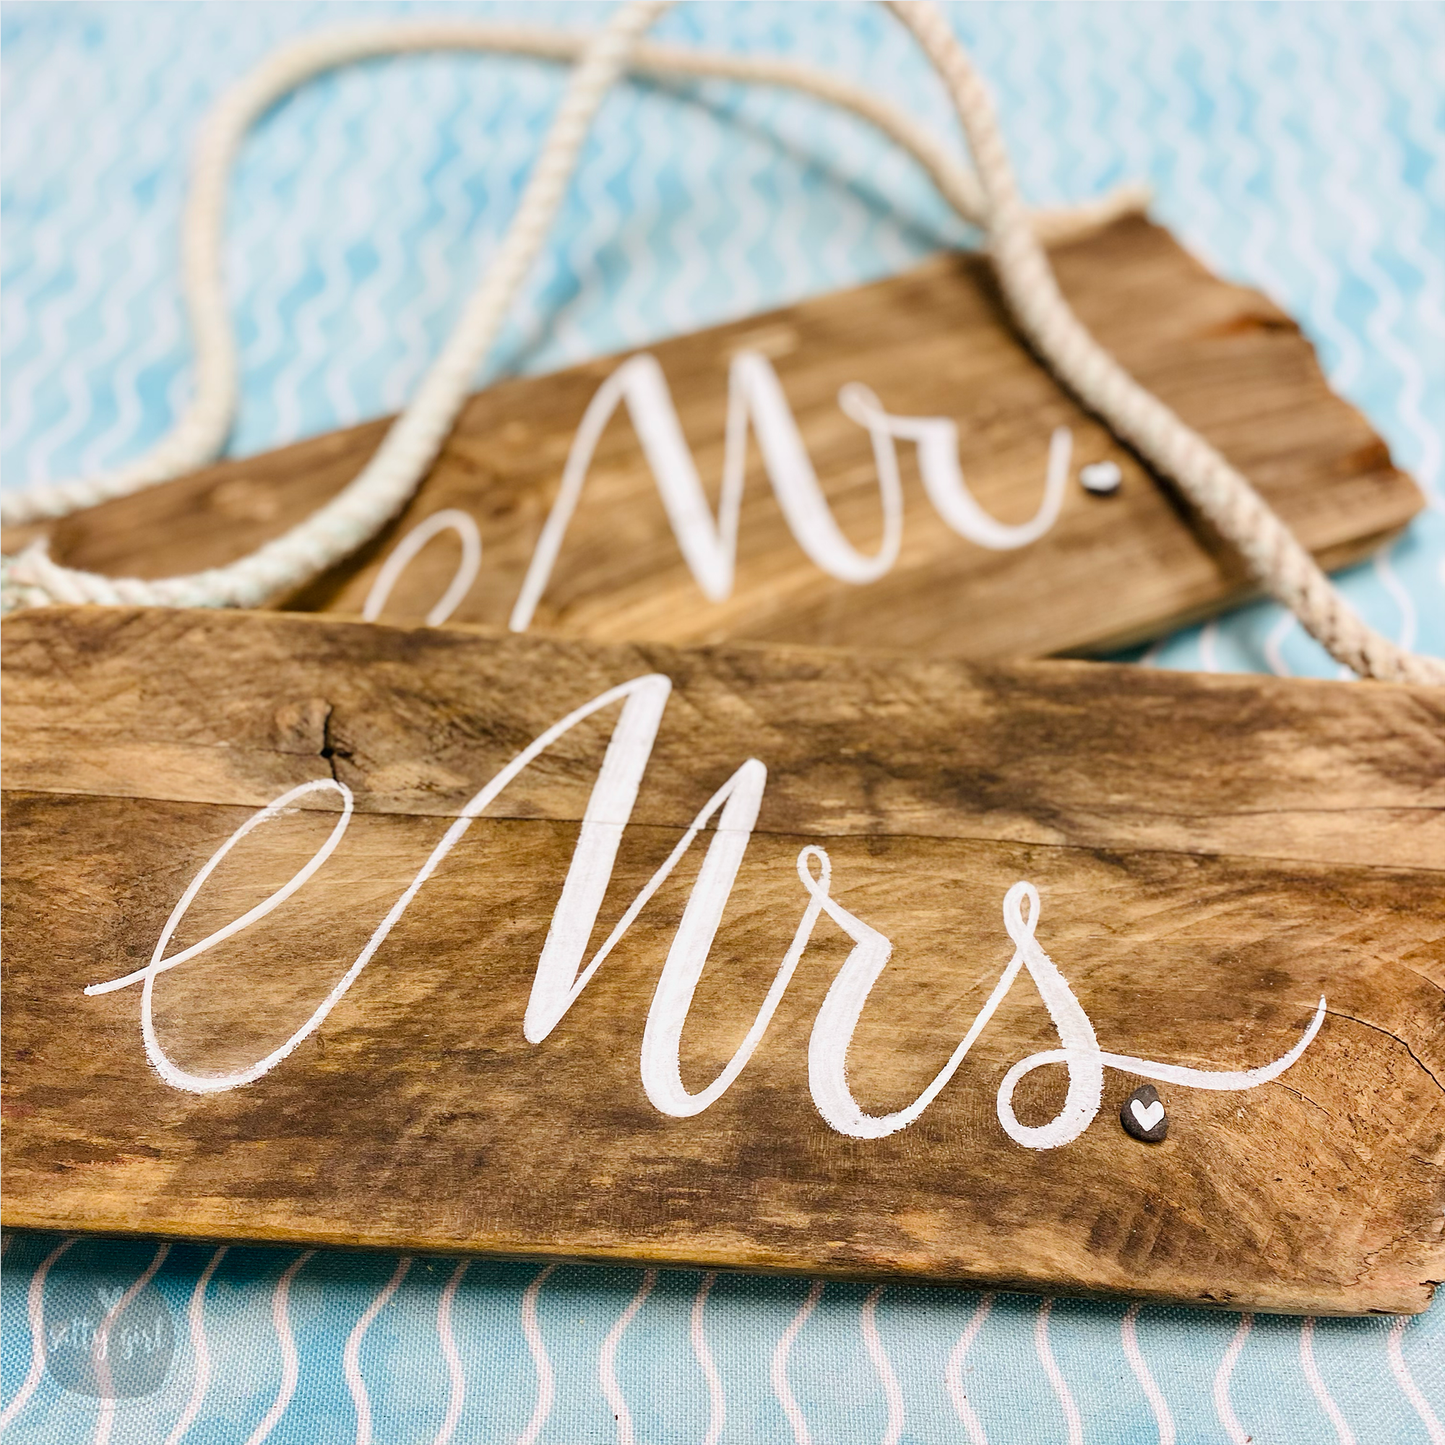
[
  {"xmin": 2, "ymin": 216, "xmax": 1422, "ymax": 660},
  {"xmin": 3, "ymin": 608, "xmax": 1441, "ymax": 1314}
]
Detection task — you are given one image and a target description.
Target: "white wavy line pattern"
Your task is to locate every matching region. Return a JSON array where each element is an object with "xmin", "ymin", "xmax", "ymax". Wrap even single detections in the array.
[
  {"xmin": 860, "ymin": 1285, "xmax": 905, "ymax": 1445},
  {"xmin": 344, "ymin": 1255, "xmax": 412, "ymax": 1445},
  {"xmin": 242, "ymin": 1249, "xmax": 314, "ymax": 1445},
  {"xmin": 944, "ymin": 1292, "xmax": 994, "ymax": 1445},
  {"xmin": 1033, "ymin": 1298, "xmax": 1084, "ymax": 1445},
  {"xmin": 0, "ymin": 1241, "xmax": 1441, "ymax": 1441},
  {"xmin": 690, "ymin": 1271, "xmax": 726, "ymax": 1445},
  {"xmin": 433, "ymin": 1260, "xmax": 470, "ymax": 1445},
  {"xmin": 517, "ymin": 1263, "xmax": 558, "ymax": 1445},
  {"xmin": 1300, "ymin": 1316, "xmax": 1358, "ymax": 1445},
  {"xmin": 0, "ymin": 1237, "xmax": 76, "ymax": 1435},
  {"xmin": 164, "ymin": 1245, "xmax": 229, "ymax": 1445},
  {"xmin": 92, "ymin": 1242, "xmax": 172, "ymax": 1445},
  {"xmin": 1213, "ymin": 1313, "xmax": 1254, "ymax": 1445},
  {"xmin": 599, "ymin": 1268, "xmax": 657, "ymax": 1445},
  {"xmin": 1388, "ymin": 1316, "xmax": 1445, "ymax": 1445},
  {"xmin": 771, "ymin": 1279, "xmax": 825, "ymax": 1445},
  {"xmin": 1120, "ymin": 1301, "xmax": 1175, "ymax": 1445}
]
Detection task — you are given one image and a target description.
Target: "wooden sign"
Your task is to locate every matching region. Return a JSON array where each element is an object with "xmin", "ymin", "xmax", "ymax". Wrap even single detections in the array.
[
  {"xmin": 1, "ymin": 215, "xmax": 1422, "ymax": 660},
  {"xmin": 3, "ymin": 606, "xmax": 1441, "ymax": 1315}
]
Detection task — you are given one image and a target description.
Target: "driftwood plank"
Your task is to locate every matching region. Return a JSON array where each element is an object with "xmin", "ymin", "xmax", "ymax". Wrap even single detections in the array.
[
  {"xmin": 3, "ymin": 608, "xmax": 1441, "ymax": 1315},
  {"xmin": 1, "ymin": 217, "xmax": 1422, "ymax": 660}
]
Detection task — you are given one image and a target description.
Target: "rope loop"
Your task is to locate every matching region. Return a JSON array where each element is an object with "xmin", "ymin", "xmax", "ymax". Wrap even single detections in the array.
[{"xmin": 2, "ymin": 0, "xmax": 1439, "ymax": 685}]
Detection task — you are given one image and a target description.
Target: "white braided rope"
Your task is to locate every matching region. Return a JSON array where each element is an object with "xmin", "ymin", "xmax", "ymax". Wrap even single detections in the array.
[
  {"xmin": 884, "ymin": 1, "xmax": 1442, "ymax": 686},
  {"xmin": 4, "ymin": 2, "xmax": 673, "ymax": 610},
  {"xmin": 0, "ymin": 14, "xmax": 1141, "ymax": 533},
  {"xmin": 3, "ymin": 2, "xmax": 1438, "ymax": 684}
]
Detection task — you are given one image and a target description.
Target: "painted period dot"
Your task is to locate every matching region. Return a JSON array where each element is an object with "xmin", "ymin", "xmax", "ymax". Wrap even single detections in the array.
[
  {"xmin": 1121, "ymin": 1083, "xmax": 1168, "ymax": 1142},
  {"xmin": 1080, "ymin": 460, "xmax": 1123, "ymax": 496}
]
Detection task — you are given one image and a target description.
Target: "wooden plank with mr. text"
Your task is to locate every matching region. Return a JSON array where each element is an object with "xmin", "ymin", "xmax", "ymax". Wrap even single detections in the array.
[{"xmin": 0, "ymin": 216, "xmax": 1422, "ymax": 660}]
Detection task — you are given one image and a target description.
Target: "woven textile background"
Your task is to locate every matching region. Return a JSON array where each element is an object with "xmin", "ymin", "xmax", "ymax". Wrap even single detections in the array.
[{"xmin": 2, "ymin": 3, "xmax": 1442, "ymax": 1443}]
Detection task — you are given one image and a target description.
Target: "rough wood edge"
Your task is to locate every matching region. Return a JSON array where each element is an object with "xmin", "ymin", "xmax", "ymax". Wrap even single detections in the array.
[{"xmin": 0, "ymin": 1210, "xmax": 1433, "ymax": 1317}]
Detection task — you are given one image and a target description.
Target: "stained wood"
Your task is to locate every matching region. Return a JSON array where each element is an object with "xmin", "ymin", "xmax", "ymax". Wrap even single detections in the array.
[
  {"xmin": 3, "ymin": 607, "xmax": 1441, "ymax": 1314},
  {"xmin": 2, "ymin": 217, "xmax": 1422, "ymax": 660}
]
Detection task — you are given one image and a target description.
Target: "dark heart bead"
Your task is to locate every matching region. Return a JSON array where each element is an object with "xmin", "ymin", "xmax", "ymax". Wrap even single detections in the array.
[{"xmin": 1121, "ymin": 1083, "xmax": 1168, "ymax": 1142}]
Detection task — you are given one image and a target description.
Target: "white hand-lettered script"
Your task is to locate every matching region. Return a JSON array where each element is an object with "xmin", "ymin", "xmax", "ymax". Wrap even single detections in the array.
[
  {"xmin": 86, "ymin": 675, "xmax": 1325, "ymax": 1148},
  {"xmin": 361, "ymin": 349, "xmax": 1074, "ymax": 628}
]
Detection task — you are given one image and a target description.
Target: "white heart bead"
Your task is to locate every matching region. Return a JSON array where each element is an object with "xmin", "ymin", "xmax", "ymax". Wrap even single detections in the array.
[{"xmin": 1130, "ymin": 1099, "xmax": 1165, "ymax": 1130}]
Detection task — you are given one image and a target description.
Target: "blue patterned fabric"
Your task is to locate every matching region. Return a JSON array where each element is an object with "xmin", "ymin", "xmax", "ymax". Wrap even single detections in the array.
[{"xmin": 2, "ymin": 4, "xmax": 1442, "ymax": 1442}]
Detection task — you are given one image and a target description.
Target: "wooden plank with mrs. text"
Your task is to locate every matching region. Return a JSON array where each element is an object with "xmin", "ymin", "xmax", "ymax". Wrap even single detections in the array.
[
  {"xmin": 2, "ymin": 607, "xmax": 1442, "ymax": 1313},
  {"xmin": 1, "ymin": 215, "xmax": 1423, "ymax": 660}
]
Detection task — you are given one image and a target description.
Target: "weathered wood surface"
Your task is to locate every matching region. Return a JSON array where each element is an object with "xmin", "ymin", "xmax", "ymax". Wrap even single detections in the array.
[
  {"xmin": 3, "ymin": 607, "xmax": 1442, "ymax": 1315},
  {"xmin": 1, "ymin": 217, "xmax": 1422, "ymax": 660}
]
